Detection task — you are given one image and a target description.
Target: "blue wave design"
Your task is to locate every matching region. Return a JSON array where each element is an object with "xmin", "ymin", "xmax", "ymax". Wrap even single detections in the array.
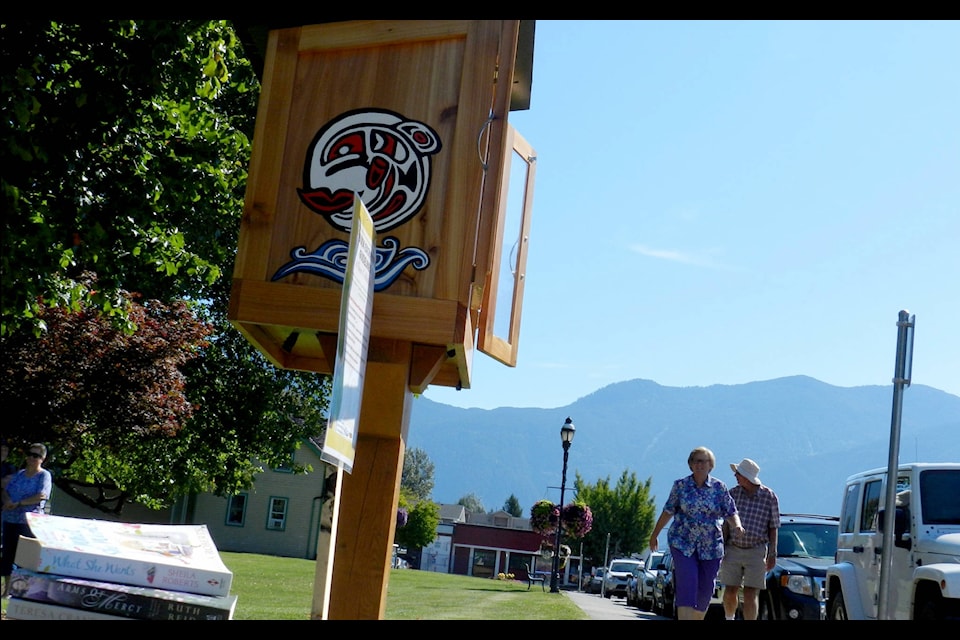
[{"xmin": 271, "ymin": 236, "xmax": 430, "ymax": 292}]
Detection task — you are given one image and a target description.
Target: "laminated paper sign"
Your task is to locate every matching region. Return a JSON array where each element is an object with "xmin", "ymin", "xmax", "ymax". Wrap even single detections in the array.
[{"xmin": 321, "ymin": 195, "xmax": 375, "ymax": 473}]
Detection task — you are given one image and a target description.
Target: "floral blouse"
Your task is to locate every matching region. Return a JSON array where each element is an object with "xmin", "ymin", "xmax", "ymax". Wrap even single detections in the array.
[
  {"xmin": 663, "ymin": 473, "xmax": 737, "ymax": 560},
  {"xmin": 2, "ymin": 468, "xmax": 52, "ymax": 525}
]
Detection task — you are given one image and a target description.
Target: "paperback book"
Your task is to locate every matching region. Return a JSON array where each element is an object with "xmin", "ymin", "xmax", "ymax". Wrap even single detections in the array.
[
  {"xmin": 6, "ymin": 597, "xmax": 131, "ymax": 620},
  {"xmin": 16, "ymin": 513, "xmax": 233, "ymax": 597},
  {"xmin": 9, "ymin": 566, "xmax": 238, "ymax": 620}
]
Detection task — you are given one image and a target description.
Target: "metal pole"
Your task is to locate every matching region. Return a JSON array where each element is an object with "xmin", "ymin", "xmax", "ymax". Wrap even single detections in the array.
[
  {"xmin": 601, "ymin": 532, "xmax": 610, "ymax": 598},
  {"xmin": 878, "ymin": 310, "xmax": 914, "ymax": 620},
  {"xmin": 578, "ymin": 541, "xmax": 584, "ymax": 592},
  {"xmin": 550, "ymin": 439, "xmax": 571, "ymax": 593}
]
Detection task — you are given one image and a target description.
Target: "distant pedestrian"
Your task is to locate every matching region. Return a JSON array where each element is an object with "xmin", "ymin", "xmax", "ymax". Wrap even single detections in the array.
[
  {"xmin": 719, "ymin": 457, "xmax": 780, "ymax": 620},
  {"xmin": 1, "ymin": 442, "xmax": 53, "ymax": 597},
  {"xmin": 649, "ymin": 446, "xmax": 744, "ymax": 620}
]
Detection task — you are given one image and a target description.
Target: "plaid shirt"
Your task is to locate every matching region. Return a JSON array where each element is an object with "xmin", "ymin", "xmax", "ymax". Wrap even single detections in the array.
[{"xmin": 729, "ymin": 483, "xmax": 780, "ymax": 548}]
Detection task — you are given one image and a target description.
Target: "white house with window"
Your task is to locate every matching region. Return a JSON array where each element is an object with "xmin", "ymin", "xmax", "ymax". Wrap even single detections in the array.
[{"xmin": 50, "ymin": 437, "xmax": 335, "ymax": 560}]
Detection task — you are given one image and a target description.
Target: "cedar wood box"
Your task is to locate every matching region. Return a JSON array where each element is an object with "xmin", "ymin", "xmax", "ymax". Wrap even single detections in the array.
[{"xmin": 228, "ymin": 20, "xmax": 535, "ymax": 391}]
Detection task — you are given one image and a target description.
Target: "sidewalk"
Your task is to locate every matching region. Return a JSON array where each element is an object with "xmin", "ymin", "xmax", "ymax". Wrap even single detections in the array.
[{"xmin": 563, "ymin": 589, "xmax": 668, "ymax": 621}]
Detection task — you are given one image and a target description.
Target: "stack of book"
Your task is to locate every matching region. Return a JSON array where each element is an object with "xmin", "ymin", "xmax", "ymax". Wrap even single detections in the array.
[{"xmin": 7, "ymin": 512, "xmax": 237, "ymax": 620}]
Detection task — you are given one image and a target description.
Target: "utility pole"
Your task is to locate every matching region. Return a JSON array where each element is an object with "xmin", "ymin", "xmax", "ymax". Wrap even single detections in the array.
[
  {"xmin": 578, "ymin": 541, "xmax": 584, "ymax": 592},
  {"xmin": 600, "ymin": 532, "xmax": 611, "ymax": 597}
]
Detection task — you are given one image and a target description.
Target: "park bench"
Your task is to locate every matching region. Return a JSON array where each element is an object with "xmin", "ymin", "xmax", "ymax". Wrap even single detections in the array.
[{"xmin": 525, "ymin": 563, "xmax": 546, "ymax": 591}]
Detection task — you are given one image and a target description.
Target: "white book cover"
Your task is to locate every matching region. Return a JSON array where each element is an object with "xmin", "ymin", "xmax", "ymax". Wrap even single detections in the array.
[{"xmin": 16, "ymin": 513, "xmax": 233, "ymax": 597}]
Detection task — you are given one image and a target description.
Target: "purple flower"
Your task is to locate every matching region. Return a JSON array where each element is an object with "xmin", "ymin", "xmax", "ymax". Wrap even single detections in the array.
[
  {"xmin": 561, "ymin": 503, "xmax": 593, "ymax": 538},
  {"xmin": 530, "ymin": 499, "xmax": 559, "ymax": 536}
]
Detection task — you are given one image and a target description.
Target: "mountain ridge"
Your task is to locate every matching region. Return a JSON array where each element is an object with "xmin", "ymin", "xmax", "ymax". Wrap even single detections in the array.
[{"xmin": 406, "ymin": 376, "xmax": 960, "ymax": 518}]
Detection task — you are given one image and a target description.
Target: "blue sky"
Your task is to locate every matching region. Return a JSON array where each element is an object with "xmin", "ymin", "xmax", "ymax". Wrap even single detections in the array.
[{"xmin": 424, "ymin": 20, "xmax": 959, "ymax": 411}]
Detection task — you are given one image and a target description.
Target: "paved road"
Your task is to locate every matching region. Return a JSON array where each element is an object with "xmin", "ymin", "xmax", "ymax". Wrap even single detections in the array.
[{"xmin": 562, "ymin": 590, "xmax": 672, "ymax": 621}]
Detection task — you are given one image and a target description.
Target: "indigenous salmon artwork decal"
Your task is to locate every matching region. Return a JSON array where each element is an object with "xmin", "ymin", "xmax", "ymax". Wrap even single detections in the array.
[{"xmin": 273, "ymin": 109, "xmax": 441, "ymax": 290}]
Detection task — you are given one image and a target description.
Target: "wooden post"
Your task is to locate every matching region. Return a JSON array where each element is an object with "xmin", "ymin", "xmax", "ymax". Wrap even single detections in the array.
[
  {"xmin": 227, "ymin": 20, "xmax": 533, "ymax": 620},
  {"xmin": 324, "ymin": 339, "xmax": 412, "ymax": 619}
]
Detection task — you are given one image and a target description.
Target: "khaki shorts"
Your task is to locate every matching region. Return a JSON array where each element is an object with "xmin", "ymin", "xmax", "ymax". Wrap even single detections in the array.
[{"xmin": 719, "ymin": 544, "xmax": 767, "ymax": 589}]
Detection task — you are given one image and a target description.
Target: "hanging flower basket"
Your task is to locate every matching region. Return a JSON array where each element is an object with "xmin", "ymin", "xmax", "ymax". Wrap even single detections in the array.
[
  {"xmin": 396, "ymin": 507, "xmax": 408, "ymax": 528},
  {"xmin": 561, "ymin": 503, "xmax": 593, "ymax": 538},
  {"xmin": 529, "ymin": 499, "xmax": 559, "ymax": 536}
]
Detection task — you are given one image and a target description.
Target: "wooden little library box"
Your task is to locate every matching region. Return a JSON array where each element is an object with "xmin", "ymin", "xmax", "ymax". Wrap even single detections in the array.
[{"xmin": 229, "ymin": 20, "xmax": 536, "ymax": 393}]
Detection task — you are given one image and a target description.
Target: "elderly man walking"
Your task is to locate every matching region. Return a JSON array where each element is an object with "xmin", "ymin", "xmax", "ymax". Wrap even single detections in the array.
[{"xmin": 718, "ymin": 458, "xmax": 779, "ymax": 620}]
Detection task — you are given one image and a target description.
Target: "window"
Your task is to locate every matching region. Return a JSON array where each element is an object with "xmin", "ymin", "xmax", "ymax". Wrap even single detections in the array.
[
  {"xmin": 226, "ymin": 493, "xmax": 248, "ymax": 526},
  {"xmin": 920, "ymin": 469, "xmax": 960, "ymax": 525},
  {"xmin": 266, "ymin": 496, "xmax": 289, "ymax": 531},
  {"xmin": 509, "ymin": 553, "xmax": 534, "ymax": 576},
  {"xmin": 472, "ymin": 549, "xmax": 496, "ymax": 579},
  {"xmin": 273, "ymin": 449, "xmax": 295, "ymax": 473},
  {"xmin": 840, "ymin": 483, "xmax": 860, "ymax": 533},
  {"xmin": 477, "ymin": 124, "xmax": 536, "ymax": 368},
  {"xmin": 860, "ymin": 480, "xmax": 882, "ymax": 532}
]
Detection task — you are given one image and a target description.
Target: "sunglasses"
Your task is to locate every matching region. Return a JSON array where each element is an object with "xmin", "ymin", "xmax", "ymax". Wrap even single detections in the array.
[{"xmin": 26, "ymin": 452, "xmax": 43, "ymax": 459}]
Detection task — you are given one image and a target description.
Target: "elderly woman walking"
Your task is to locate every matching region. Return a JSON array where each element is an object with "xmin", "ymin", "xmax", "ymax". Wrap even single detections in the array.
[{"xmin": 649, "ymin": 446, "xmax": 744, "ymax": 620}]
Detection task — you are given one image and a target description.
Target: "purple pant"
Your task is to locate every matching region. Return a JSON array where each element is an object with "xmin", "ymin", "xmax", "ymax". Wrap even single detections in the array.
[{"xmin": 670, "ymin": 546, "xmax": 721, "ymax": 612}]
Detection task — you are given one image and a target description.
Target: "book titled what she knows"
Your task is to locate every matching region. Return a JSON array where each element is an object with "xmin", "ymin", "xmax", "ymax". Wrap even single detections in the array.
[{"xmin": 16, "ymin": 513, "xmax": 233, "ymax": 597}]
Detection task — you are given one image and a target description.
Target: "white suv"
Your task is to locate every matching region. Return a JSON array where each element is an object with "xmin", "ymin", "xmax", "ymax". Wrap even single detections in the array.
[
  {"xmin": 825, "ymin": 462, "xmax": 960, "ymax": 620},
  {"xmin": 602, "ymin": 558, "xmax": 642, "ymax": 599}
]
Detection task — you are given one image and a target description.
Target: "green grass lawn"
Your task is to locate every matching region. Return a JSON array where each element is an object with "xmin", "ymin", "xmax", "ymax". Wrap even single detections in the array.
[
  {"xmin": 1, "ymin": 552, "xmax": 588, "ymax": 620},
  {"xmin": 222, "ymin": 551, "xmax": 589, "ymax": 620}
]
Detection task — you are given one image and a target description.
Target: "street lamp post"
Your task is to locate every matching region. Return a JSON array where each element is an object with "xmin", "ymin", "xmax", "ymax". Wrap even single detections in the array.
[{"xmin": 550, "ymin": 417, "xmax": 576, "ymax": 593}]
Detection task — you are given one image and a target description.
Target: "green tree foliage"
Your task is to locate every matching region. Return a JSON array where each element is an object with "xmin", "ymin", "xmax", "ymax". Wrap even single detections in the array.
[
  {"xmin": 0, "ymin": 20, "xmax": 332, "ymax": 513},
  {"xmin": 394, "ymin": 493, "xmax": 440, "ymax": 550},
  {"xmin": 457, "ymin": 492, "xmax": 486, "ymax": 514},
  {"xmin": 400, "ymin": 447, "xmax": 435, "ymax": 502},
  {"xmin": 573, "ymin": 470, "xmax": 656, "ymax": 566},
  {"xmin": 2, "ymin": 20, "xmax": 257, "ymax": 336},
  {"xmin": 0, "ymin": 272, "xmax": 330, "ymax": 512},
  {"xmin": 503, "ymin": 493, "xmax": 522, "ymax": 517}
]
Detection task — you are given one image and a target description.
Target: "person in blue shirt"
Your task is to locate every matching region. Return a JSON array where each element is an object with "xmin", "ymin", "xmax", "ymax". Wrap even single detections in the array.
[
  {"xmin": 648, "ymin": 446, "xmax": 744, "ymax": 620},
  {"xmin": 1, "ymin": 442, "xmax": 53, "ymax": 597}
]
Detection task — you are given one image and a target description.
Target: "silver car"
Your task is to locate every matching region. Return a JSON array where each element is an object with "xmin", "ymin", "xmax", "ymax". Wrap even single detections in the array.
[
  {"xmin": 637, "ymin": 549, "xmax": 665, "ymax": 611},
  {"xmin": 602, "ymin": 558, "xmax": 643, "ymax": 599},
  {"xmin": 587, "ymin": 567, "xmax": 605, "ymax": 594}
]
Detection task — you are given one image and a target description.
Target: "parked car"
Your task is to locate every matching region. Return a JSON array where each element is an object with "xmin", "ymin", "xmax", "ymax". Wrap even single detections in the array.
[
  {"xmin": 586, "ymin": 567, "xmax": 605, "ymax": 594},
  {"xmin": 625, "ymin": 563, "xmax": 645, "ymax": 607},
  {"xmin": 637, "ymin": 549, "xmax": 665, "ymax": 611},
  {"xmin": 603, "ymin": 558, "xmax": 643, "ymax": 598},
  {"xmin": 651, "ymin": 550, "xmax": 674, "ymax": 616},
  {"xmin": 759, "ymin": 513, "xmax": 840, "ymax": 620},
  {"xmin": 825, "ymin": 463, "xmax": 960, "ymax": 620}
]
